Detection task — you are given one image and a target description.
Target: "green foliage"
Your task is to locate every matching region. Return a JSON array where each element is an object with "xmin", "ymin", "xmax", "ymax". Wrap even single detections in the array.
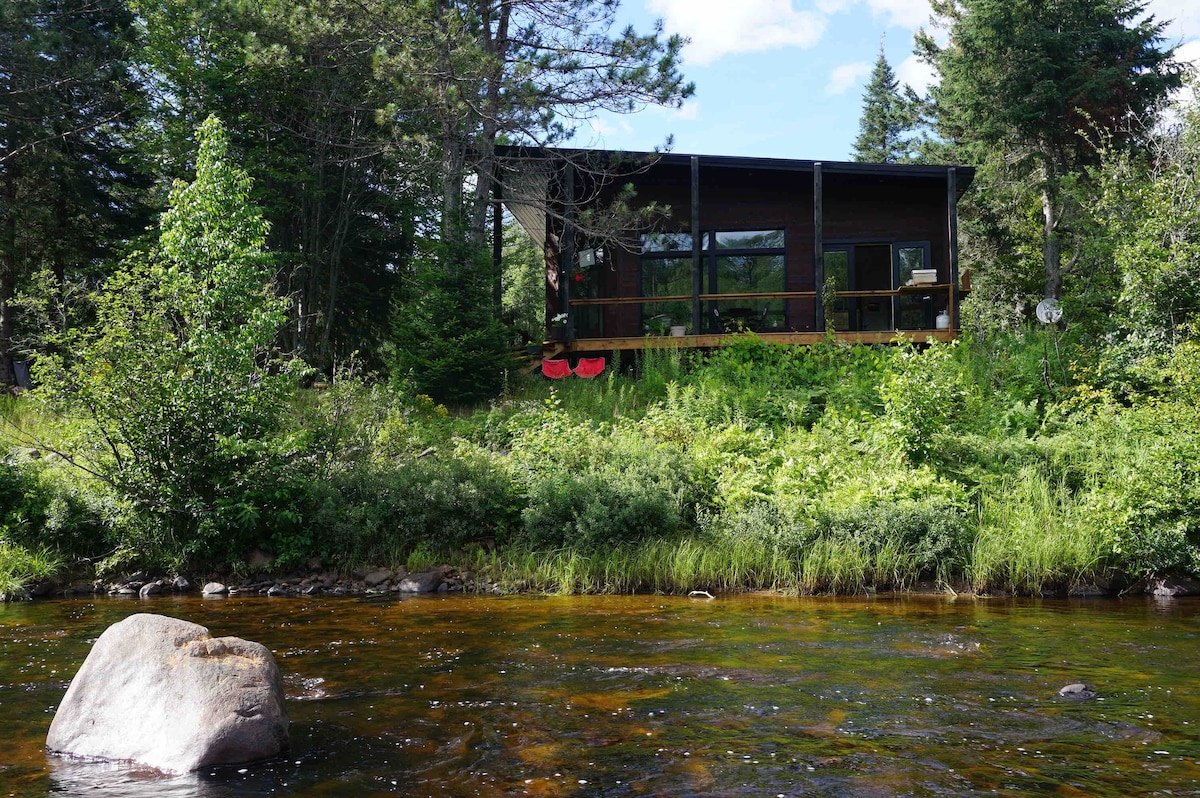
[
  {"xmin": 880, "ymin": 339, "xmax": 978, "ymax": 457},
  {"xmin": 0, "ymin": 540, "xmax": 61, "ymax": 601},
  {"xmin": 388, "ymin": 242, "xmax": 518, "ymax": 405},
  {"xmin": 969, "ymin": 466, "xmax": 1110, "ymax": 593},
  {"xmin": 1091, "ymin": 90, "xmax": 1200, "ymax": 355},
  {"xmin": 26, "ymin": 116, "xmax": 299, "ymax": 564},
  {"xmin": 305, "ymin": 447, "xmax": 520, "ymax": 568},
  {"xmin": 501, "ymin": 221, "xmax": 546, "ymax": 343},
  {"xmin": 520, "ymin": 473, "xmax": 680, "ymax": 550},
  {"xmin": 0, "ymin": 0, "xmax": 149, "ymax": 386},
  {"xmin": 852, "ymin": 47, "xmax": 917, "ymax": 163},
  {"xmin": 922, "ymin": 0, "xmax": 1182, "ymax": 303}
]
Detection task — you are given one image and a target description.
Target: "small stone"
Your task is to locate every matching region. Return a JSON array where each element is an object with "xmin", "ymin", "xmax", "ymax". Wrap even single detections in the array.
[
  {"xmin": 1059, "ymin": 683, "xmax": 1096, "ymax": 699},
  {"xmin": 396, "ymin": 570, "xmax": 443, "ymax": 594},
  {"xmin": 172, "ymin": 576, "xmax": 191, "ymax": 592},
  {"xmin": 201, "ymin": 582, "xmax": 228, "ymax": 596},
  {"xmin": 139, "ymin": 581, "xmax": 164, "ymax": 598},
  {"xmin": 363, "ymin": 568, "xmax": 394, "ymax": 587},
  {"xmin": 29, "ymin": 581, "xmax": 56, "ymax": 598},
  {"xmin": 1150, "ymin": 577, "xmax": 1200, "ymax": 597},
  {"xmin": 266, "ymin": 585, "xmax": 287, "ymax": 597}
]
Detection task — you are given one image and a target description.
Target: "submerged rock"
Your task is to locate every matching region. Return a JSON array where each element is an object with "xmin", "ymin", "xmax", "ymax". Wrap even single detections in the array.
[{"xmin": 46, "ymin": 613, "xmax": 288, "ymax": 774}]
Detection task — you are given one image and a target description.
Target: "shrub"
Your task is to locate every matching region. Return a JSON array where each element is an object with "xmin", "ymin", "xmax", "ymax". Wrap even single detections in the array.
[{"xmin": 519, "ymin": 471, "xmax": 680, "ymax": 550}]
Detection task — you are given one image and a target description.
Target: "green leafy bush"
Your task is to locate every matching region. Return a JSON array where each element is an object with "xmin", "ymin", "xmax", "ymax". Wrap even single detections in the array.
[{"xmin": 520, "ymin": 471, "xmax": 680, "ymax": 550}]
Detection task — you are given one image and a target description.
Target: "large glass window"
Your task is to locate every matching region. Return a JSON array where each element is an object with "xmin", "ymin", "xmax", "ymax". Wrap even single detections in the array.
[
  {"xmin": 822, "ymin": 241, "xmax": 933, "ymax": 331},
  {"xmin": 641, "ymin": 255, "xmax": 692, "ymax": 332},
  {"xmin": 710, "ymin": 229, "xmax": 787, "ymax": 331},
  {"xmin": 640, "ymin": 228, "xmax": 788, "ymax": 333}
]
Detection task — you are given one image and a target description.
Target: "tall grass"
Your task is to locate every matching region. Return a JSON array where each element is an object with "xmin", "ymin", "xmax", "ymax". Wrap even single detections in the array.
[
  {"xmin": 968, "ymin": 467, "xmax": 1110, "ymax": 593},
  {"xmin": 469, "ymin": 535, "xmax": 800, "ymax": 595},
  {"xmin": 0, "ymin": 541, "xmax": 61, "ymax": 601}
]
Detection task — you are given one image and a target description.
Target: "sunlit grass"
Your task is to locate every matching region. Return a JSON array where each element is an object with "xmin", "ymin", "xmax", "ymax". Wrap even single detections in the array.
[
  {"xmin": 968, "ymin": 467, "xmax": 1110, "ymax": 594},
  {"xmin": 0, "ymin": 541, "xmax": 61, "ymax": 601}
]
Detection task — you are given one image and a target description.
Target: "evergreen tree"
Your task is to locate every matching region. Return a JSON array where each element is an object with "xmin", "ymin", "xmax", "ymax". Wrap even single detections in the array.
[
  {"xmin": 852, "ymin": 47, "xmax": 913, "ymax": 163},
  {"xmin": 0, "ymin": 0, "xmax": 146, "ymax": 387},
  {"xmin": 919, "ymin": 0, "xmax": 1182, "ymax": 302}
]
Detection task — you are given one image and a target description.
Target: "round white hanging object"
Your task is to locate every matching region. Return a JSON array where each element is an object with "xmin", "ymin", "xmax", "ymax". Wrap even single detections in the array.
[{"xmin": 1035, "ymin": 299, "xmax": 1064, "ymax": 324}]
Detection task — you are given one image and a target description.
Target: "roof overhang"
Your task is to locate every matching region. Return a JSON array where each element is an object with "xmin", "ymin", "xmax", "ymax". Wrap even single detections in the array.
[{"xmin": 495, "ymin": 145, "xmax": 976, "ymax": 200}]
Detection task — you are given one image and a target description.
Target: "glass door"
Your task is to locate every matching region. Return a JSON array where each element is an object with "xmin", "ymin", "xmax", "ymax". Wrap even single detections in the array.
[
  {"xmin": 893, "ymin": 242, "xmax": 933, "ymax": 330},
  {"xmin": 821, "ymin": 244, "xmax": 892, "ymax": 331}
]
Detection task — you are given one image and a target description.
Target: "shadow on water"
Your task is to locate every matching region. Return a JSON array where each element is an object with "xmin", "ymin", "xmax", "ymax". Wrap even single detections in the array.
[{"xmin": 3, "ymin": 593, "xmax": 1200, "ymax": 797}]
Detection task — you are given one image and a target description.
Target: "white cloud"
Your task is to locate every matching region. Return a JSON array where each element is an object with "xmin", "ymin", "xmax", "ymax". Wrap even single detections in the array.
[
  {"xmin": 863, "ymin": 0, "xmax": 931, "ymax": 30},
  {"xmin": 1170, "ymin": 39, "xmax": 1200, "ymax": 108},
  {"xmin": 1145, "ymin": 0, "xmax": 1200, "ymax": 47},
  {"xmin": 895, "ymin": 53, "xmax": 937, "ymax": 94},
  {"xmin": 675, "ymin": 100, "xmax": 701, "ymax": 121},
  {"xmin": 647, "ymin": 0, "xmax": 827, "ymax": 65},
  {"xmin": 826, "ymin": 61, "xmax": 871, "ymax": 95}
]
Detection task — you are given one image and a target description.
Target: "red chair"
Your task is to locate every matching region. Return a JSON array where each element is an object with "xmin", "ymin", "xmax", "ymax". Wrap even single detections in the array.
[
  {"xmin": 573, "ymin": 357, "xmax": 605, "ymax": 378},
  {"xmin": 541, "ymin": 359, "xmax": 571, "ymax": 379}
]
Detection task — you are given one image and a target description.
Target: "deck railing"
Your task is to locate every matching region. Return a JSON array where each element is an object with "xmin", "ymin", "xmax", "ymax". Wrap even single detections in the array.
[{"xmin": 565, "ymin": 284, "xmax": 955, "ymax": 330}]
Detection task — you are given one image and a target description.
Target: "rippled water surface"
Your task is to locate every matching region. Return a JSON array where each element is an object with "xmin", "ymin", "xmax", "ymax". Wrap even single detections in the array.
[{"xmin": 2, "ymin": 593, "xmax": 1200, "ymax": 797}]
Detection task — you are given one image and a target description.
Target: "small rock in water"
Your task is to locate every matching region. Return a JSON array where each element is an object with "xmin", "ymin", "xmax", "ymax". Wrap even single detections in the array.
[
  {"xmin": 1058, "ymin": 683, "xmax": 1096, "ymax": 699},
  {"xmin": 201, "ymin": 582, "xmax": 228, "ymax": 596}
]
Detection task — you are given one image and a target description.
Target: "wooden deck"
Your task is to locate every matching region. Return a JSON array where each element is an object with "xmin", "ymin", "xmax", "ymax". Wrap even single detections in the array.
[{"xmin": 540, "ymin": 329, "xmax": 957, "ymax": 357}]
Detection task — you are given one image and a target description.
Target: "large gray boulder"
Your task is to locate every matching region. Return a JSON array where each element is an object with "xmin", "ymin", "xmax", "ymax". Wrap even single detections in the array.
[{"xmin": 47, "ymin": 613, "xmax": 288, "ymax": 774}]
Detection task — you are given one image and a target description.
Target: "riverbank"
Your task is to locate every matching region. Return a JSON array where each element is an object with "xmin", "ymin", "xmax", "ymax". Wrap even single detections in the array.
[{"xmin": 4, "ymin": 333, "xmax": 1200, "ymax": 601}]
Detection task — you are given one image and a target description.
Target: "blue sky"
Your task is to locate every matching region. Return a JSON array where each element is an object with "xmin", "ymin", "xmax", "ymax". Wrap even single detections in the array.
[{"xmin": 581, "ymin": 0, "xmax": 1200, "ymax": 163}]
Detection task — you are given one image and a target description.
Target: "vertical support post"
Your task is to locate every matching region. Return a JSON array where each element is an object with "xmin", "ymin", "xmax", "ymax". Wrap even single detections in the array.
[
  {"xmin": 947, "ymin": 167, "xmax": 960, "ymax": 330},
  {"xmin": 813, "ymin": 162, "xmax": 824, "ymax": 331},
  {"xmin": 492, "ymin": 169, "xmax": 504, "ymax": 314},
  {"xmin": 561, "ymin": 162, "xmax": 576, "ymax": 343},
  {"xmin": 690, "ymin": 155, "xmax": 702, "ymax": 334}
]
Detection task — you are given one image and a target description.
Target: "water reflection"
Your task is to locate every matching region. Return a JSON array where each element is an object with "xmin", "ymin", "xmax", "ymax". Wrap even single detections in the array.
[{"xmin": 3, "ymin": 594, "xmax": 1200, "ymax": 797}]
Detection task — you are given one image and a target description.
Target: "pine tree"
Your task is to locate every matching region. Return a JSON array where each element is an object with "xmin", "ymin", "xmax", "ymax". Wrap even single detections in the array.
[
  {"xmin": 0, "ymin": 0, "xmax": 146, "ymax": 386},
  {"xmin": 919, "ymin": 0, "xmax": 1182, "ymax": 301},
  {"xmin": 852, "ymin": 48, "xmax": 912, "ymax": 163}
]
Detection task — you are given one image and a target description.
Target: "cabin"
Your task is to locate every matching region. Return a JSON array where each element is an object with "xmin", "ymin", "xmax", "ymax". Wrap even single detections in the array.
[{"xmin": 494, "ymin": 148, "xmax": 974, "ymax": 357}]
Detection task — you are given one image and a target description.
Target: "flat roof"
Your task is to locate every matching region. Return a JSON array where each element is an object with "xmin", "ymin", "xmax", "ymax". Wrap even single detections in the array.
[{"xmin": 495, "ymin": 145, "xmax": 976, "ymax": 196}]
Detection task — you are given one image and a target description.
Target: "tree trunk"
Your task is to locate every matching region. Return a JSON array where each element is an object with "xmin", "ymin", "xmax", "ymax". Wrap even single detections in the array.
[
  {"xmin": 1040, "ymin": 165, "xmax": 1062, "ymax": 301},
  {"xmin": 0, "ymin": 169, "xmax": 17, "ymax": 386}
]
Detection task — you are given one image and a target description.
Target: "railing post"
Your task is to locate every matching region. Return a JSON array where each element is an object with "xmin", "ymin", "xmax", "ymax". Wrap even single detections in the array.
[
  {"xmin": 813, "ymin": 162, "xmax": 824, "ymax": 331},
  {"xmin": 947, "ymin": 167, "xmax": 959, "ymax": 330},
  {"xmin": 562, "ymin": 162, "xmax": 576, "ymax": 342}
]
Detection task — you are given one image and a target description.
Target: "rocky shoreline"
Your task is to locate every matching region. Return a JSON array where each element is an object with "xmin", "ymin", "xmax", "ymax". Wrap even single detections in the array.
[
  {"xmin": 27, "ymin": 563, "xmax": 489, "ymax": 600},
  {"xmin": 16, "ymin": 563, "xmax": 1200, "ymax": 601}
]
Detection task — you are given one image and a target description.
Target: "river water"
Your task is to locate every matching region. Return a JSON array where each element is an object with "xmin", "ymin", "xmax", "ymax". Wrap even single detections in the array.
[{"xmin": 1, "ymin": 593, "xmax": 1198, "ymax": 797}]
